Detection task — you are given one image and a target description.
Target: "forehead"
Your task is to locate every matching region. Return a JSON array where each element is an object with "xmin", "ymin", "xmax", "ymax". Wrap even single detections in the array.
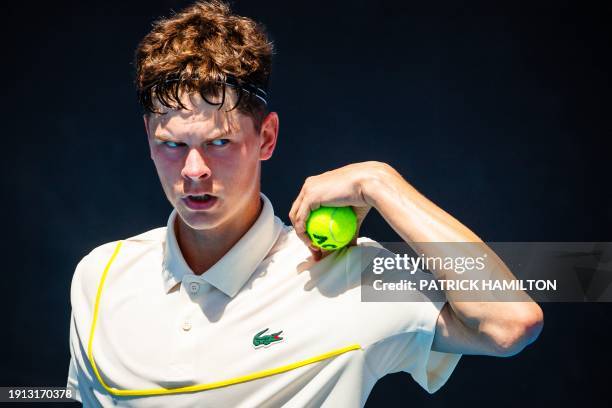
[{"xmin": 147, "ymin": 91, "xmax": 245, "ymax": 135}]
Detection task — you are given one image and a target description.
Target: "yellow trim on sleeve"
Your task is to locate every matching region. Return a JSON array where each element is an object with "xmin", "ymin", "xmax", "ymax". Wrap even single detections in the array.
[{"xmin": 86, "ymin": 240, "xmax": 362, "ymax": 397}]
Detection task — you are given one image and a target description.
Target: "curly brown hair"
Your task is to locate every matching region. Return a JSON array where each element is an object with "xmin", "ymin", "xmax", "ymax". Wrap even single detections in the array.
[{"xmin": 134, "ymin": 0, "xmax": 273, "ymax": 130}]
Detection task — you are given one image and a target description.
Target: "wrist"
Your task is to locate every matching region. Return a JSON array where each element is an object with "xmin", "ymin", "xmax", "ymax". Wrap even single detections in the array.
[{"xmin": 360, "ymin": 161, "xmax": 404, "ymax": 208}]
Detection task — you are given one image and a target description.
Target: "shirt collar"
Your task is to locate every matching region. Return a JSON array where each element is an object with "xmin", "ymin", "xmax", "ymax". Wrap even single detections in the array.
[{"xmin": 161, "ymin": 192, "xmax": 283, "ymax": 297}]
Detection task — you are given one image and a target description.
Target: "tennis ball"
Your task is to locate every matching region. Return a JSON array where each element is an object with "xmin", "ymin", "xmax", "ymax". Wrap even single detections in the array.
[{"xmin": 306, "ymin": 206, "xmax": 358, "ymax": 250}]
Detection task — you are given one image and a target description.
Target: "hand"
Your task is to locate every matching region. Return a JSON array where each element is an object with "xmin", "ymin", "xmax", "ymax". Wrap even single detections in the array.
[{"xmin": 289, "ymin": 161, "xmax": 390, "ymax": 261}]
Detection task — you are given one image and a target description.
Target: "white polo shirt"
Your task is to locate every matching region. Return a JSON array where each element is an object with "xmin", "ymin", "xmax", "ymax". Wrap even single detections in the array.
[{"xmin": 67, "ymin": 193, "xmax": 461, "ymax": 407}]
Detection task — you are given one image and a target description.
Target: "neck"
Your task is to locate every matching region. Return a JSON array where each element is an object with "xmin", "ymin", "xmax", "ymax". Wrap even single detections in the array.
[{"xmin": 175, "ymin": 194, "xmax": 263, "ymax": 275}]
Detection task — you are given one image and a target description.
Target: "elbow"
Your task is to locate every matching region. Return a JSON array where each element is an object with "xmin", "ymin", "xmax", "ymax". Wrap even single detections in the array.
[{"xmin": 489, "ymin": 303, "xmax": 544, "ymax": 357}]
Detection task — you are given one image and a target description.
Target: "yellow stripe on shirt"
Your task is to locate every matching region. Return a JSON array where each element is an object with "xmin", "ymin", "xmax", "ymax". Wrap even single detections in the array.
[{"xmin": 86, "ymin": 240, "xmax": 362, "ymax": 397}]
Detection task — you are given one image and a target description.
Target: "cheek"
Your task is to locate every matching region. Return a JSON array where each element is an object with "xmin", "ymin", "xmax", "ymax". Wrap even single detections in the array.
[
  {"xmin": 151, "ymin": 147, "xmax": 185, "ymax": 173},
  {"xmin": 234, "ymin": 141, "xmax": 257, "ymax": 162},
  {"xmin": 151, "ymin": 161, "xmax": 181, "ymax": 192},
  {"xmin": 227, "ymin": 144, "xmax": 260, "ymax": 184},
  {"xmin": 212, "ymin": 143, "xmax": 254, "ymax": 170}
]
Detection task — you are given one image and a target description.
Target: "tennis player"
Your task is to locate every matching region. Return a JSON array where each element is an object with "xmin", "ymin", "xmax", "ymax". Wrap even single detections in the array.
[{"xmin": 66, "ymin": 1, "xmax": 543, "ymax": 406}]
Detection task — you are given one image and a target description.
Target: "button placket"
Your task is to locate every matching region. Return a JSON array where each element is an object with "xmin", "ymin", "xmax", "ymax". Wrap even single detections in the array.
[{"xmin": 169, "ymin": 286, "xmax": 200, "ymax": 379}]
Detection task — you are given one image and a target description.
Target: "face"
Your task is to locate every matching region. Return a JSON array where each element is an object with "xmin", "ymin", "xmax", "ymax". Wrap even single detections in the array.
[{"xmin": 144, "ymin": 92, "xmax": 278, "ymax": 233}]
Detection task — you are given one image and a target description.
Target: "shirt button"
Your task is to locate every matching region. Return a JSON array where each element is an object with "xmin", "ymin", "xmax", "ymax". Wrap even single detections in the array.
[
  {"xmin": 189, "ymin": 282, "xmax": 200, "ymax": 294},
  {"xmin": 182, "ymin": 321, "xmax": 192, "ymax": 331}
]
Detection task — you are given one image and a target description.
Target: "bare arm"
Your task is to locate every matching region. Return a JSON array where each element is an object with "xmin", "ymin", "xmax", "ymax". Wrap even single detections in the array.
[
  {"xmin": 289, "ymin": 160, "xmax": 544, "ymax": 357},
  {"xmin": 361, "ymin": 162, "xmax": 544, "ymax": 357}
]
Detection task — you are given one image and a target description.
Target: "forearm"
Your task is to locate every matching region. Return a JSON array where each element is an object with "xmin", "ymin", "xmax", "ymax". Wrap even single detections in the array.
[{"xmin": 361, "ymin": 162, "xmax": 543, "ymax": 353}]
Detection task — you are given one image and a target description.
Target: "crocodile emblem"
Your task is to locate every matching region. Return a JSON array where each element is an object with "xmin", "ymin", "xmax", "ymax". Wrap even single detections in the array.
[{"xmin": 253, "ymin": 328, "xmax": 284, "ymax": 348}]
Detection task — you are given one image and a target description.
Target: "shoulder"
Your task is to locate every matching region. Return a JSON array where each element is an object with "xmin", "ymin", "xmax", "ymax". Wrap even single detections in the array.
[
  {"xmin": 272, "ymin": 226, "xmax": 391, "ymax": 290},
  {"xmin": 267, "ymin": 221, "xmax": 298, "ymax": 257},
  {"xmin": 355, "ymin": 236, "xmax": 386, "ymax": 250},
  {"xmin": 69, "ymin": 225, "xmax": 166, "ymax": 310},
  {"xmin": 77, "ymin": 225, "xmax": 166, "ymax": 271},
  {"xmin": 345, "ymin": 236, "xmax": 392, "ymax": 279}
]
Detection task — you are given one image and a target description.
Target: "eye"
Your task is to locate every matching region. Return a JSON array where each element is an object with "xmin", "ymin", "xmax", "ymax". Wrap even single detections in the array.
[
  {"xmin": 209, "ymin": 139, "xmax": 229, "ymax": 147},
  {"xmin": 162, "ymin": 141, "xmax": 185, "ymax": 149}
]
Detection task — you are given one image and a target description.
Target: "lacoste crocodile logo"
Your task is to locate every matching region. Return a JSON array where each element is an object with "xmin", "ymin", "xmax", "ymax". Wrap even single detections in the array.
[{"xmin": 253, "ymin": 328, "xmax": 284, "ymax": 348}]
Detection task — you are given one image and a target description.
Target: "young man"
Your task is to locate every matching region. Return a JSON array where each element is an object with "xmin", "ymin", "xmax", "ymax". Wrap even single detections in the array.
[{"xmin": 67, "ymin": 1, "xmax": 543, "ymax": 406}]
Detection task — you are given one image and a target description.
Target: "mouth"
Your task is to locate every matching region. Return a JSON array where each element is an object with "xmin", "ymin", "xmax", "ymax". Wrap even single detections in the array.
[
  {"xmin": 182, "ymin": 194, "xmax": 218, "ymax": 210},
  {"xmin": 186, "ymin": 194, "xmax": 214, "ymax": 202}
]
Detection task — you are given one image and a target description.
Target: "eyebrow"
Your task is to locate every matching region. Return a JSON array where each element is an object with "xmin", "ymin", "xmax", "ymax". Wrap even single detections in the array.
[{"xmin": 154, "ymin": 128, "xmax": 233, "ymax": 142}]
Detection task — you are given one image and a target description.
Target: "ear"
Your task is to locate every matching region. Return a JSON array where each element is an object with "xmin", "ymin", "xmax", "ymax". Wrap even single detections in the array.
[{"xmin": 258, "ymin": 112, "xmax": 279, "ymax": 161}]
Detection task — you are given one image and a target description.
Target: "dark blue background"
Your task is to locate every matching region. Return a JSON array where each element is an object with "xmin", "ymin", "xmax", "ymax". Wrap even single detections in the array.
[{"xmin": 2, "ymin": 0, "xmax": 610, "ymax": 406}]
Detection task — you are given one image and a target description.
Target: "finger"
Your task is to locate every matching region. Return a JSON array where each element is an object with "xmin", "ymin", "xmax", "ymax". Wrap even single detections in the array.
[
  {"xmin": 311, "ymin": 248, "xmax": 322, "ymax": 261},
  {"xmin": 318, "ymin": 248, "xmax": 333, "ymax": 260},
  {"xmin": 288, "ymin": 188, "xmax": 320, "ymax": 258},
  {"xmin": 298, "ymin": 198, "xmax": 328, "ymax": 257},
  {"xmin": 288, "ymin": 187, "xmax": 305, "ymax": 225},
  {"xmin": 295, "ymin": 197, "xmax": 320, "ymax": 243}
]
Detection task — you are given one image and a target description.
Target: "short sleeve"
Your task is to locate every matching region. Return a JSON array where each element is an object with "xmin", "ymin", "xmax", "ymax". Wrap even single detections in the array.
[
  {"xmin": 364, "ymin": 299, "xmax": 461, "ymax": 393},
  {"xmin": 69, "ymin": 289, "xmax": 108, "ymax": 407},
  {"xmin": 67, "ymin": 311, "xmax": 82, "ymax": 403},
  {"xmin": 403, "ymin": 300, "xmax": 462, "ymax": 393},
  {"xmin": 356, "ymin": 237, "xmax": 462, "ymax": 393}
]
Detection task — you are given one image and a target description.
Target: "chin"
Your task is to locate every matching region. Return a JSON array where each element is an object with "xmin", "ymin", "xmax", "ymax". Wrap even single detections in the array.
[{"xmin": 177, "ymin": 210, "xmax": 223, "ymax": 230}]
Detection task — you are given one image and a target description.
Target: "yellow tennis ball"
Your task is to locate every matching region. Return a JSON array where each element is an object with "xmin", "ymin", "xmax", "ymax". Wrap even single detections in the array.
[{"xmin": 306, "ymin": 206, "xmax": 358, "ymax": 250}]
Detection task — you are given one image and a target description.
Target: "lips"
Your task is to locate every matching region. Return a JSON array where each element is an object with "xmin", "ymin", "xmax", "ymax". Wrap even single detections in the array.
[
  {"xmin": 184, "ymin": 192, "xmax": 214, "ymax": 198},
  {"xmin": 182, "ymin": 194, "xmax": 218, "ymax": 210}
]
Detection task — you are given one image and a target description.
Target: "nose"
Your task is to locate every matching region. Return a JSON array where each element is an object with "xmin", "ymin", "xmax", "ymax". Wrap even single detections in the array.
[{"xmin": 181, "ymin": 148, "xmax": 211, "ymax": 180}]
